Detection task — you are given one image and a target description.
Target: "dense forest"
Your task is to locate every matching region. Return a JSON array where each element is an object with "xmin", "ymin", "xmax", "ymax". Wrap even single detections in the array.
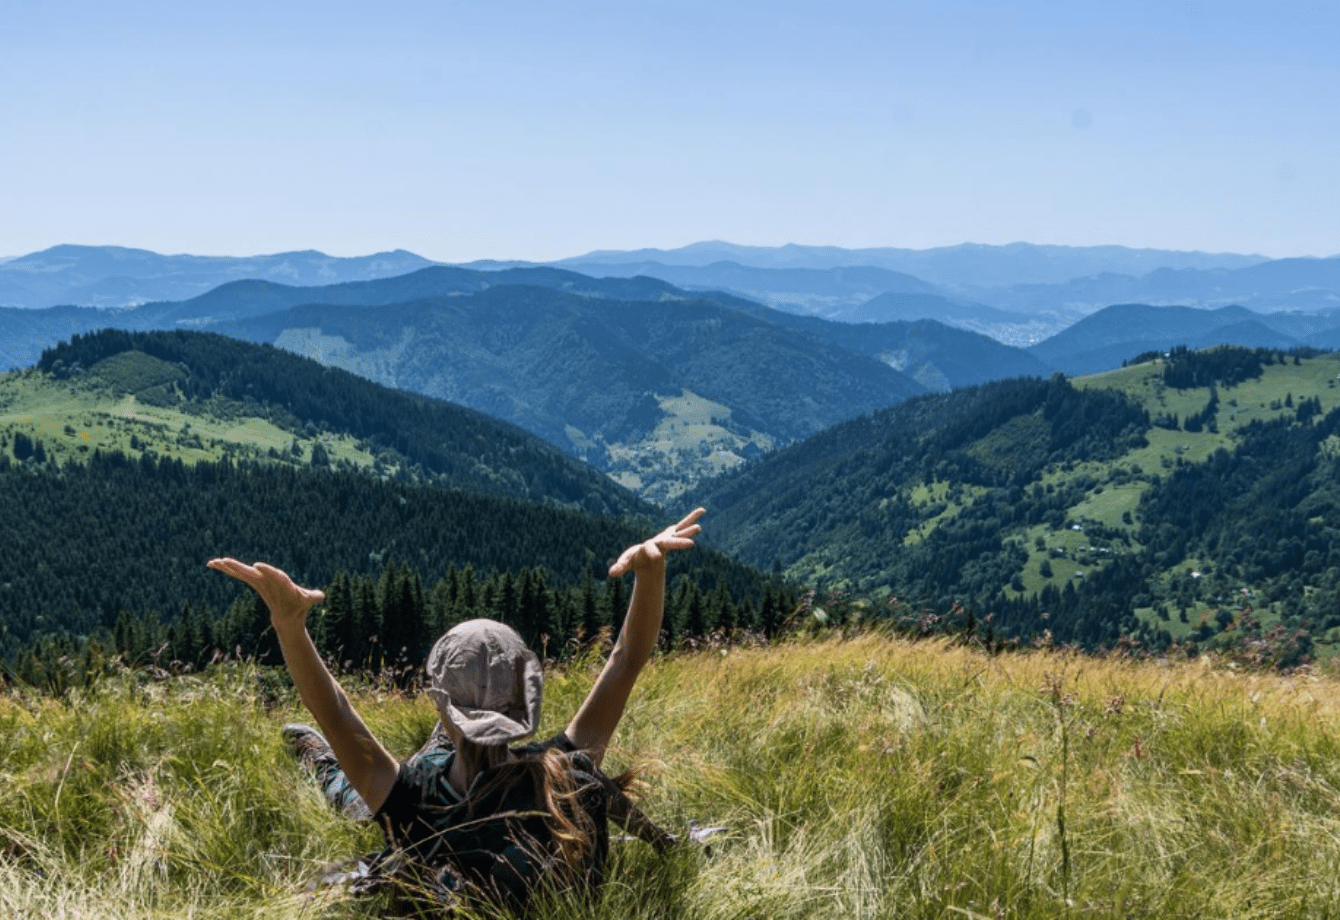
[
  {"xmin": 693, "ymin": 374, "xmax": 1150, "ymax": 575},
  {"xmin": 0, "ymin": 450, "xmax": 793, "ymax": 691},
  {"xmin": 8, "ymin": 334, "xmax": 1339, "ymax": 684},
  {"xmin": 992, "ymin": 394, "xmax": 1340, "ymax": 663}
]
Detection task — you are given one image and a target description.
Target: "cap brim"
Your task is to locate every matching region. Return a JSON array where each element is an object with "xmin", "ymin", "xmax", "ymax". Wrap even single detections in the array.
[{"xmin": 428, "ymin": 687, "xmax": 536, "ymax": 745}]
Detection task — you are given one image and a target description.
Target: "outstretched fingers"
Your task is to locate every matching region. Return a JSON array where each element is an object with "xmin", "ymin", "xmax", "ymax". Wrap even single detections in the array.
[
  {"xmin": 206, "ymin": 557, "xmax": 325, "ymax": 616},
  {"xmin": 608, "ymin": 508, "xmax": 706, "ymax": 577},
  {"xmin": 670, "ymin": 507, "xmax": 706, "ymax": 537},
  {"xmin": 653, "ymin": 507, "xmax": 705, "ymax": 551},
  {"xmin": 207, "ymin": 557, "xmax": 261, "ymax": 585}
]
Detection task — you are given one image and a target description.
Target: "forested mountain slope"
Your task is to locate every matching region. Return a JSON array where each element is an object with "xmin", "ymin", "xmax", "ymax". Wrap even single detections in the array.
[
  {"xmin": 0, "ymin": 452, "xmax": 783, "ymax": 675},
  {"xmin": 223, "ymin": 285, "xmax": 921, "ymax": 445},
  {"xmin": 0, "ymin": 331, "xmax": 789, "ymax": 675},
  {"xmin": 0, "ymin": 265, "xmax": 706, "ymax": 370},
  {"xmin": 722, "ymin": 306, "xmax": 1054, "ymax": 390},
  {"xmin": 692, "ymin": 347, "xmax": 1340, "ymax": 662},
  {"xmin": 17, "ymin": 329, "xmax": 649, "ymax": 517},
  {"xmin": 196, "ymin": 282, "xmax": 934, "ymax": 502}
]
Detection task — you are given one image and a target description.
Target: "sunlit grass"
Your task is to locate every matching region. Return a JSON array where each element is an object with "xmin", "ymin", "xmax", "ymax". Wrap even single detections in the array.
[
  {"xmin": 0, "ymin": 365, "xmax": 379, "ymax": 472},
  {"xmin": 4, "ymin": 637, "xmax": 1340, "ymax": 918}
]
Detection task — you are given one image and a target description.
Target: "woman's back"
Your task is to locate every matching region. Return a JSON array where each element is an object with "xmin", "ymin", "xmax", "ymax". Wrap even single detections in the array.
[{"xmin": 374, "ymin": 742, "xmax": 614, "ymax": 911}]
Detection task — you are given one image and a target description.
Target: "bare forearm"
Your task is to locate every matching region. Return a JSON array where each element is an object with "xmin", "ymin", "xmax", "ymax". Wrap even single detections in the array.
[
  {"xmin": 273, "ymin": 621, "xmax": 352, "ymax": 736},
  {"xmin": 610, "ymin": 559, "xmax": 667, "ymax": 671},
  {"xmin": 565, "ymin": 509, "xmax": 701, "ymax": 761},
  {"xmin": 565, "ymin": 561, "xmax": 666, "ymax": 759},
  {"xmin": 205, "ymin": 559, "xmax": 397, "ymax": 808},
  {"xmin": 272, "ymin": 620, "xmax": 397, "ymax": 811}
]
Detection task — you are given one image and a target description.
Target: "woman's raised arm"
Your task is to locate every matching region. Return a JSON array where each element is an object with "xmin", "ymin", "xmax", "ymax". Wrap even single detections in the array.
[
  {"xmin": 564, "ymin": 508, "xmax": 705, "ymax": 764},
  {"xmin": 207, "ymin": 558, "xmax": 400, "ymax": 812}
]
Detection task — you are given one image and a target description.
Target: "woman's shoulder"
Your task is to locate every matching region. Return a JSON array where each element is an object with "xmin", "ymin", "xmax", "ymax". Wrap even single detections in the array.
[{"xmin": 377, "ymin": 749, "xmax": 459, "ymax": 821}]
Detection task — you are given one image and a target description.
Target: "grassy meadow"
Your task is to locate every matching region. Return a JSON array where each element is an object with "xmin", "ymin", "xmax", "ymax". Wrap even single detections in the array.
[
  {"xmin": 603, "ymin": 389, "xmax": 776, "ymax": 507},
  {"xmin": 4, "ymin": 634, "xmax": 1340, "ymax": 919},
  {"xmin": 0, "ymin": 361, "xmax": 382, "ymax": 475}
]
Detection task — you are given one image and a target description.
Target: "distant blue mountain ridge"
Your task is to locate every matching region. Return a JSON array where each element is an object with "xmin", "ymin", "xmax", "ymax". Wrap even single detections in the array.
[
  {"xmin": 555, "ymin": 240, "xmax": 1270, "ymax": 288},
  {"xmin": 1027, "ymin": 304, "xmax": 1340, "ymax": 376},
  {"xmin": 0, "ymin": 244, "xmax": 436, "ymax": 309},
  {"xmin": 3, "ymin": 243, "xmax": 1340, "ymax": 384},
  {"xmin": 0, "ymin": 241, "xmax": 1309, "ymax": 313}
]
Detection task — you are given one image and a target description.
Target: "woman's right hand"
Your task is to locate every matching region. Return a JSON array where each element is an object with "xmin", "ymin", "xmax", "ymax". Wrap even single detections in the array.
[{"xmin": 608, "ymin": 507, "xmax": 705, "ymax": 578}]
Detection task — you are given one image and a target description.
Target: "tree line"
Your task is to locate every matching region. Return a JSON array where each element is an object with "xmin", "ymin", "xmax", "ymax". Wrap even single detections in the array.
[
  {"xmin": 0, "ymin": 449, "xmax": 793, "ymax": 692},
  {"xmin": 12, "ymin": 556, "xmax": 796, "ymax": 695}
]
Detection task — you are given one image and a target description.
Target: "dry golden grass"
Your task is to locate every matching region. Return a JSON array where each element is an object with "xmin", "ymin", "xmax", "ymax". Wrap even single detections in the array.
[{"xmin": 5, "ymin": 637, "xmax": 1340, "ymax": 918}]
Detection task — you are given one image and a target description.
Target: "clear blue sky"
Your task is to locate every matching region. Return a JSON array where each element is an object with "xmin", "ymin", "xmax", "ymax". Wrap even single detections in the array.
[{"xmin": 2, "ymin": 0, "xmax": 1336, "ymax": 261}]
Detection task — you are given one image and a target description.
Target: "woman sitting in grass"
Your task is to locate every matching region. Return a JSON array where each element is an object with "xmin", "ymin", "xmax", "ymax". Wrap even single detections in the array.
[{"xmin": 208, "ymin": 507, "xmax": 704, "ymax": 912}]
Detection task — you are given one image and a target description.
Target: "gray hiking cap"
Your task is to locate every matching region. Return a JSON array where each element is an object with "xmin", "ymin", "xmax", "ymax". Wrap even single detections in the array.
[{"xmin": 425, "ymin": 619, "xmax": 543, "ymax": 745}]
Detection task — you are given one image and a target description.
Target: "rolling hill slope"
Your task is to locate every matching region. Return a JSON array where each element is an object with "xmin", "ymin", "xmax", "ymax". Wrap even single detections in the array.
[
  {"xmin": 17, "ymin": 329, "xmax": 650, "ymax": 517},
  {"xmin": 691, "ymin": 345, "xmax": 1340, "ymax": 662},
  {"xmin": 1027, "ymin": 303, "xmax": 1340, "ymax": 375}
]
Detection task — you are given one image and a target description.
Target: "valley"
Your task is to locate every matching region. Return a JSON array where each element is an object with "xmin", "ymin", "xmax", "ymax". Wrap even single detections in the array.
[{"xmin": 4, "ymin": 243, "xmax": 1340, "ymax": 674}]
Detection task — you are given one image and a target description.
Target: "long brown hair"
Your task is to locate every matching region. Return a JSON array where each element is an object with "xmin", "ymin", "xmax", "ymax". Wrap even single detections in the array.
[{"xmin": 454, "ymin": 738, "xmax": 598, "ymax": 880}]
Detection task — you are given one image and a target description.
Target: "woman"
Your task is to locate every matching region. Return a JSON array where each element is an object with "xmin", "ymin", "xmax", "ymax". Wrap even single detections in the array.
[{"xmin": 207, "ymin": 507, "xmax": 704, "ymax": 909}]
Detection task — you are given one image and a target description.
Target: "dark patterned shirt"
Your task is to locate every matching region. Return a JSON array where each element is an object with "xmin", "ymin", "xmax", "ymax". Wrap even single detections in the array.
[{"xmin": 372, "ymin": 733, "xmax": 611, "ymax": 912}]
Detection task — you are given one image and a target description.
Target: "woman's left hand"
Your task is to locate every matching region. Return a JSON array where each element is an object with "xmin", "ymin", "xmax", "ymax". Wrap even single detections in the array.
[{"xmin": 206, "ymin": 558, "xmax": 325, "ymax": 629}]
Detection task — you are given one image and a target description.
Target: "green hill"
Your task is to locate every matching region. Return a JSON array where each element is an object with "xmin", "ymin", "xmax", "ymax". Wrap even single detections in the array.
[
  {"xmin": 209, "ymin": 283, "xmax": 926, "ymax": 502},
  {"xmin": 692, "ymin": 346, "xmax": 1340, "ymax": 661},
  {"xmin": 22, "ymin": 328, "xmax": 648, "ymax": 516},
  {"xmin": 0, "ymin": 330, "xmax": 793, "ymax": 672}
]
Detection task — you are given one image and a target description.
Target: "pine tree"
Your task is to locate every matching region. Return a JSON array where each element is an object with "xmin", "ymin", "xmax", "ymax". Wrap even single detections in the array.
[
  {"xmin": 317, "ymin": 570, "xmax": 355, "ymax": 664},
  {"xmin": 601, "ymin": 575, "xmax": 627, "ymax": 639},
  {"xmin": 579, "ymin": 563, "xmax": 600, "ymax": 642}
]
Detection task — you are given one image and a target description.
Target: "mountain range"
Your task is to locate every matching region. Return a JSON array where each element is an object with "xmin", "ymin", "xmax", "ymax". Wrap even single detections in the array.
[
  {"xmin": 553, "ymin": 240, "xmax": 1269, "ymax": 287},
  {"xmin": 0, "ymin": 245, "xmax": 435, "ymax": 308},
  {"xmin": 1028, "ymin": 304, "xmax": 1340, "ymax": 376},
  {"xmin": 9, "ymin": 244, "xmax": 1340, "ymax": 500},
  {"xmin": 985, "ymin": 257, "xmax": 1340, "ymax": 315},
  {"xmin": 0, "ymin": 264, "xmax": 1060, "ymax": 502},
  {"xmin": 7, "ymin": 242, "xmax": 1339, "ymax": 350},
  {"xmin": 2, "ymin": 241, "xmax": 1271, "ymax": 311}
]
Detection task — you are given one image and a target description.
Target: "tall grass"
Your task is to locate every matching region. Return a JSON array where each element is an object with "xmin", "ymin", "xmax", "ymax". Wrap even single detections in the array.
[{"xmin": 4, "ymin": 638, "xmax": 1340, "ymax": 918}]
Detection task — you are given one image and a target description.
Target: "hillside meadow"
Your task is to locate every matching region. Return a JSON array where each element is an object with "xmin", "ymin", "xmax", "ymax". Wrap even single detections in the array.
[{"xmin": 3, "ymin": 634, "xmax": 1340, "ymax": 919}]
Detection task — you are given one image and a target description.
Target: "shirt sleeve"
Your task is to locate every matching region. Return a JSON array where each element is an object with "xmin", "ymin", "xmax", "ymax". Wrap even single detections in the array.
[{"xmin": 374, "ymin": 748, "xmax": 456, "ymax": 850}]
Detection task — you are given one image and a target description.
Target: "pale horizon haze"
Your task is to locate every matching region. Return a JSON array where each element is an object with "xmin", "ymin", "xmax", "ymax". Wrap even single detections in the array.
[{"xmin": 2, "ymin": 0, "xmax": 1337, "ymax": 263}]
